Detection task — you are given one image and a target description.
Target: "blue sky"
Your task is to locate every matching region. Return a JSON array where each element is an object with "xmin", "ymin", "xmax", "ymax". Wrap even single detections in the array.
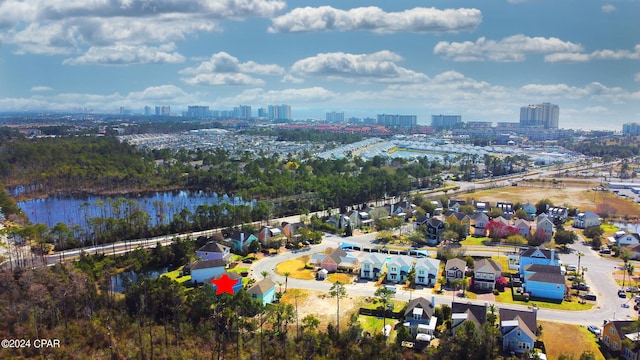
[{"xmin": 0, "ymin": 0, "xmax": 638, "ymax": 130}]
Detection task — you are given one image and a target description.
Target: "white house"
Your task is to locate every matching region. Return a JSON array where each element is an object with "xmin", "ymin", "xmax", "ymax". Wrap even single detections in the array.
[
  {"xmin": 573, "ymin": 210, "xmax": 601, "ymax": 229},
  {"xmin": 359, "ymin": 253, "xmax": 387, "ymax": 280},
  {"xmin": 414, "ymin": 257, "xmax": 441, "ymax": 287},
  {"xmin": 609, "ymin": 231, "xmax": 640, "ymax": 247},
  {"xmin": 190, "ymin": 259, "xmax": 227, "ymax": 284}
]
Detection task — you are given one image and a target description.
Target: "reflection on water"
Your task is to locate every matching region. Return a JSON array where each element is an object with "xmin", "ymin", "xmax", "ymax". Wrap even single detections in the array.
[
  {"xmin": 15, "ymin": 190, "xmax": 254, "ymax": 231},
  {"xmin": 110, "ymin": 268, "xmax": 168, "ymax": 293}
]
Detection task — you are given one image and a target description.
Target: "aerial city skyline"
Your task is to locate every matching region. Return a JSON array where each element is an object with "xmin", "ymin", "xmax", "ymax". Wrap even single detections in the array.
[{"xmin": 0, "ymin": 0, "xmax": 638, "ymax": 130}]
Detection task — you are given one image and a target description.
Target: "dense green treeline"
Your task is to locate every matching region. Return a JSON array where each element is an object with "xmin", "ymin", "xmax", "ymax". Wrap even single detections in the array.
[{"xmin": 0, "ymin": 135, "xmax": 179, "ymax": 194}]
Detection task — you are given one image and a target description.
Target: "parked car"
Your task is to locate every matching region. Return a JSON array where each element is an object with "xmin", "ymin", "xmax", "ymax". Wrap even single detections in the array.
[
  {"xmin": 618, "ymin": 289, "xmax": 627, "ymax": 298},
  {"xmin": 599, "ymin": 248, "xmax": 612, "ymax": 254},
  {"xmin": 583, "ymin": 293, "xmax": 597, "ymax": 301},
  {"xmin": 566, "ymin": 265, "xmax": 577, "ymax": 271},
  {"xmin": 572, "ymin": 282, "xmax": 590, "ymax": 291},
  {"xmin": 587, "ymin": 325, "xmax": 601, "ymax": 336},
  {"xmin": 242, "ymin": 258, "xmax": 254, "ymax": 264}
]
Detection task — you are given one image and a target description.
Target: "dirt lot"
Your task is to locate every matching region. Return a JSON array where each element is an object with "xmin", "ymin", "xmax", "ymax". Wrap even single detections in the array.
[
  {"xmin": 281, "ymin": 289, "xmax": 362, "ymax": 331},
  {"xmin": 459, "ymin": 182, "xmax": 640, "ymax": 219}
]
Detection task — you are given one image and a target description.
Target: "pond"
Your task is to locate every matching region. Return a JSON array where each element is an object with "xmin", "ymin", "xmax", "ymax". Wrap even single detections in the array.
[
  {"xmin": 15, "ymin": 190, "xmax": 255, "ymax": 231},
  {"xmin": 110, "ymin": 268, "xmax": 168, "ymax": 294},
  {"xmin": 613, "ymin": 221, "xmax": 640, "ymax": 233}
]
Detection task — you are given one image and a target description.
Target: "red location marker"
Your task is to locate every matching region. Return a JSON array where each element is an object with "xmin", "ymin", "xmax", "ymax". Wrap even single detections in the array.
[{"xmin": 211, "ymin": 273, "xmax": 239, "ymax": 295}]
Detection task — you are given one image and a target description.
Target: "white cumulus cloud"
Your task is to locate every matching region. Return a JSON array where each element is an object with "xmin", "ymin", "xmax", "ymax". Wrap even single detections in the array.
[
  {"xmin": 63, "ymin": 43, "xmax": 185, "ymax": 65},
  {"xmin": 0, "ymin": 0, "xmax": 285, "ymax": 61},
  {"xmin": 269, "ymin": 6, "xmax": 481, "ymax": 34},
  {"xmin": 179, "ymin": 52, "xmax": 284, "ymax": 86},
  {"xmin": 434, "ymin": 34, "xmax": 583, "ymax": 62},
  {"xmin": 290, "ymin": 51, "xmax": 429, "ymax": 83},
  {"xmin": 545, "ymin": 44, "xmax": 640, "ymax": 63},
  {"xmin": 30, "ymin": 86, "xmax": 53, "ymax": 92}
]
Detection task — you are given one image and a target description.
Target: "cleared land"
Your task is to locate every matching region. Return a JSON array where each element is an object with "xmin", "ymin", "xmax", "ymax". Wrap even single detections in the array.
[
  {"xmin": 538, "ymin": 320, "xmax": 605, "ymax": 360},
  {"xmin": 275, "ymin": 255, "xmax": 315, "ymax": 280},
  {"xmin": 459, "ymin": 182, "xmax": 640, "ymax": 219}
]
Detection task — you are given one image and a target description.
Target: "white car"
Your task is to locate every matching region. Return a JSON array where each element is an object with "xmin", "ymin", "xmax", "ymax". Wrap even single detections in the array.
[{"xmin": 587, "ymin": 325, "xmax": 601, "ymax": 336}]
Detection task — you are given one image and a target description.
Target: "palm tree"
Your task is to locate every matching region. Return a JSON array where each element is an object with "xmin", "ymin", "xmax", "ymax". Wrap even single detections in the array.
[
  {"xmin": 577, "ymin": 251, "xmax": 584, "ymax": 274},
  {"xmin": 374, "ymin": 286, "xmax": 395, "ymax": 332},
  {"xmin": 283, "ymin": 271, "xmax": 290, "ymax": 292},
  {"xmin": 621, "ymin": 249, "xmax": 631, "ymax": 287},
  {"xmin": 260, "ymin": 270, "xmax": 269, "ymax": 279},
  {"xmin": 329, "ymin": 281, "xmax": 346, "ymax": 334}
]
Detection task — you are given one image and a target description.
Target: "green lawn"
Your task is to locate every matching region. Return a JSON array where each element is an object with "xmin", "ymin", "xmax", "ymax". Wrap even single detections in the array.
[
  {"xmin": 162, "ymin": 266, "xmax": 192, "ymax": 284},
  {"xmin": 601, "ymin": 223, "xmax": 619, "ymax": 233},
  {"xmin": 360, "ymin": 298, "xmax": 405, "ymax": 311},
  {"xmin": 357, "ymin": 315, "xmax": 399, "ymax": 341},
  {"xmin": 460, "ymin": 236, "xmax": 492, "ymax": 246},
  {"xmin": 494, "ymin": 289, "xmax": 593, "ymax": 310}
]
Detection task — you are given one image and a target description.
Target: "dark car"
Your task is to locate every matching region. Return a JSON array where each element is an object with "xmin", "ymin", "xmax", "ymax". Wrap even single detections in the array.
[
  {"xmin": 242, "ymin": 258, "xmax": 254, "ymax": 264},
  {"xmin": 618, "ymin": 289, "xmax": 627, "ymax": 298}
]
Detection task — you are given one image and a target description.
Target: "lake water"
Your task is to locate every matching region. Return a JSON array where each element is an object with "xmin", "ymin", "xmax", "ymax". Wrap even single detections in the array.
[
  {"xmin": 110, "ymin": 268, "xmax": 168, "ymax": 293},
  {"xmin": 613, "ymin": 221, "xmax": 640, "ymax": 233},
  {"xmin": 15, "ymin": 190, "xmax": 255, "ymax": 230}
]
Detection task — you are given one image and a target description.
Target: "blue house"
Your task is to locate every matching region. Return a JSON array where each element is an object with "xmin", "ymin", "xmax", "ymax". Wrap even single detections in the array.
[
  {"xmin": 518, "ymin": 246, "xmax": 560, "ymax": 274},
  {"xmin": 522, "ymin": 202, "xmax": 537, "ymax": 221},
  {"xmin": 229, "ymin": 231, "xmax": 259, "ymax": 253},
  {"xmin": 500, "ymin": 308, "xmax": 538, "ymax": 355},
  {"xmin": 523, "ymin": 264, "xmax": 566, "ymax": 301},
  {"xmin": 190, "ymin": 259, "xmax": 227, "ymax": 284},
  {"xmin": 387, "ymin": 255, "xmax": 414, "ymax": 284},
  {"xmin": 247, "ymin": 278, "xmax": 276, "ymax": 305}
]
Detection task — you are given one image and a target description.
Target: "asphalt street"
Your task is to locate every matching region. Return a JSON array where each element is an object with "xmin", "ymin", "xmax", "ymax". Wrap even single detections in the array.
[{"xmin": 250, "ymin": 232, "xmax": 638, "ymax": 326}]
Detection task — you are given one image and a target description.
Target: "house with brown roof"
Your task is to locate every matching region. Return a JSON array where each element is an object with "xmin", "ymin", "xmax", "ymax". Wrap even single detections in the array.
[
  {"xmin": 247, "ymin": 278, "xmax": 276, "ymax": 305},
  {"xmin": 500, "ymin": 307, "xmax": 538, "ymax": 355},
  {"xmin": 473, "ymin": 258, "xmax": 502, "ymax": 291},
  {"xmin": 451, "ymin": 302, "xmax": 488, "ymax": 337},
  {"xmin": 445, "ymin": 258, "xmax": 466, "ymax": 283},
  {"xmin": 403, "ymin": 297, "xmax": 437, "ymax": 339},
  {"xmin": 523, "ymin": 264, "xmax": 566, "ymax": 301},
  {"xmin": 602, "ymin": 320, "xmax": 638, "ymax": 357},
  {"xmin": 311, "ymin": 248, "xmax": 359, "ymax": 273}
]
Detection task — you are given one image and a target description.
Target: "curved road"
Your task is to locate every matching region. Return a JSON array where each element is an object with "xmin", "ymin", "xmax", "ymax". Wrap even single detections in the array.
[{"xmin": 250, "ymin": 232, "xmax": 637, "ymax": 326}]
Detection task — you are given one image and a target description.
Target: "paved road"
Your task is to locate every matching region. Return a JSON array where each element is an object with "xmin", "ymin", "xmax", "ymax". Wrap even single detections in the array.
[{"xmin": 250, "ymin": 232, "xmax": 637, "ymax": 326}]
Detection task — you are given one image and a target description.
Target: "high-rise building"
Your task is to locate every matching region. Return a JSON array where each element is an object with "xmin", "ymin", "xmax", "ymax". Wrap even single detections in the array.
[
  {"xmin": 268, "ymin": 104, "xmax": 291, "ymax": 121},
  {"xmin": 623, "ymin": 123, "xmax": 640, "ymax": 136},
  {"xmin": 326, "ymin": 111, "xmax": 345, "ymax": 123},
  {"xmin": 257, "ymin": 108, "xmax": 268, "ymax": 118},
  {"xmin": 184, "ymin": 106, "xmax": 210, "ymax": 118},
  {"xmin": 155, "ymin": 105, "xmax": 170, "ymax": 116},
  {"xmin": 431, "ymin": 114, "xmax": 462, "ymax": 129},
  {"xmin": 234, "ymin": 105, "xmax": 252, "ymax": 119},
  {"xmin": 144, "ymin": 106, "xmax": 153, "ymax": 116},
  {"xmin": 376, "ymin": 114, "xmax": 417, "ymax": 127},
  {"xmin": 519, "ymin": 102, "xmax": 559, "ymax": 129}
]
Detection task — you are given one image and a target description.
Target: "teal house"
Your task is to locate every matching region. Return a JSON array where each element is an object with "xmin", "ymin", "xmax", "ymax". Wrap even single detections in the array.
[{"xmin": 247, "ymin": 278, "xmax": 276, "ymax": 305}]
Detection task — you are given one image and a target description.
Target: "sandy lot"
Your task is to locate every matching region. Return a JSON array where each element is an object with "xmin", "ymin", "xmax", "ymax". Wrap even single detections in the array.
[{"xmin": 281, "ymin": 289, "xmax": 362, "ymax": 330}]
